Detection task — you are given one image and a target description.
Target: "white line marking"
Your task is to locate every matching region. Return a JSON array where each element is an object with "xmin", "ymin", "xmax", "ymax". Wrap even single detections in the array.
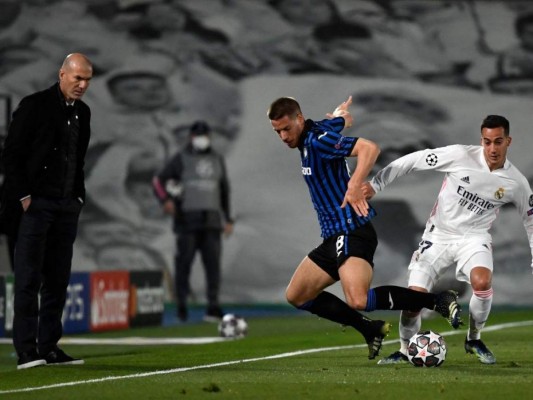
[
  {"xmin": 1, "ymin": 320, "xmax": 532, "ymax": 395},
  {"xmin": 61, "ymin": 337, "xmax": 230, "ymax": 345},
  {"xmin": 0, "ymin": 337, "xmax": 230, "ymax": 345}
]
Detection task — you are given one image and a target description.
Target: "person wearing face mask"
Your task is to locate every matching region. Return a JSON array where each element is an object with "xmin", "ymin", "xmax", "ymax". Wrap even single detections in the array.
[{"xmin": 152, "ymin": 120, "xmax": 234, "ymax": 322}]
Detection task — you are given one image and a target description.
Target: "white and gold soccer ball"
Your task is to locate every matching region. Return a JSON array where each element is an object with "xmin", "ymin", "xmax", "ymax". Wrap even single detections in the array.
[
  {"xmin": 218, "ymin": 314, "xmax": 248, "ymax": 338},
  {"xmin": 407, "ymin": 330, "xmax": 447, "ymax": 367}
]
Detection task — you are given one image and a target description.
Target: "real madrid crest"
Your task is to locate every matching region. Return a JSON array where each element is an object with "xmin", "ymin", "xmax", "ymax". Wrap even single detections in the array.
[
  {"xmin": 529, "ymin": 194, "xmax": 533, "ymax": 207},
  {"xmin": 494, "ymin": 187, "xmax": 505, "ymax": 200}
]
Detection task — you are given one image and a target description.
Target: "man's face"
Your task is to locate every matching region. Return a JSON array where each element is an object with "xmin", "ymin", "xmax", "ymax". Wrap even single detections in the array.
[
  {"xmin": 481, "ymin": 127, "xmax": 511, "ymax": 171},
  {"xmin": 59, "ymin": 61, "xmax": 93, "ymax": 102},
  {"xmin": 270, "ymin": 113, "xmax": 305, "ymax": 148},
  {"xmin": 110, "ymin": 76, "xmax": 170, "ymax": 110}
]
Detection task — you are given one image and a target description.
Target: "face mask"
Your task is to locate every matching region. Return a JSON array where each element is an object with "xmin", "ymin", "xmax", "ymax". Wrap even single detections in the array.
[{"xmin": 192, "ymin": 136, "xmax": 210, "ymax": 151}]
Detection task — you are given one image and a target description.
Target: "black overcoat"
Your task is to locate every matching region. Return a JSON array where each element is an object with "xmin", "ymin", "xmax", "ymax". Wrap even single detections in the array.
[{"xmin": 0, "ymin": 83, "xmax": 90, "ymax": 233}]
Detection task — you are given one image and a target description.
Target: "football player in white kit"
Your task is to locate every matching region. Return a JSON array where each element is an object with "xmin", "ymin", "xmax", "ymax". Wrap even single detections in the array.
[{"xmin": 363, "ymin": 115, "xmax": 533, "ymax": 365}]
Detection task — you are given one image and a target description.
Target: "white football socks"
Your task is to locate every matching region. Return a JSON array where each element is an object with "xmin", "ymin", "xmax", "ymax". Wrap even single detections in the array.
[
  {"xmin": 467, "ymin": 288, "xmax": 493, "ymax": 341},
  {"xmin": 398, "ymin": 311, "xmax": 422, "ymax": 354}
]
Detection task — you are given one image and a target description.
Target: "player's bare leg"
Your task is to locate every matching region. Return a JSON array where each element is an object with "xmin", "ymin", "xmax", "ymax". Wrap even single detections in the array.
[
  {"xmin": 339, "ymin": 257, "xmax": 391, "ymax": 359},
  {"xmin": 287, "ymin": 257, "xmax": 390, "ymax": 359}
]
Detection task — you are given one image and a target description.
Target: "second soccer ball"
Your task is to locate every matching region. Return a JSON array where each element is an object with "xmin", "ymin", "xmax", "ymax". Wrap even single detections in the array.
[{"xmin": 218, "ymin": 314, "xmax": 248, "ymax": 338}]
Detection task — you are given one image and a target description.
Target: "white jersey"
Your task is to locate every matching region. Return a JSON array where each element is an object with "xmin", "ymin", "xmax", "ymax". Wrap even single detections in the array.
[{"xmin": 370, "ymin": 145, "xmax": 533, "ymax": 267}]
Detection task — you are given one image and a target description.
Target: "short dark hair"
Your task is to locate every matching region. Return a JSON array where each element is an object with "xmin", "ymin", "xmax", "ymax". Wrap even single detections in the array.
[
  {"xmin": 190, "ymin": 120, "xmax": 210, "ymax": 135},
  {"xmin": 267, "ymin": 97, "xmax": 301, "ymax": 120},
  {"xmin": 481, "ymin": 115, "xmax": 510, "ymax": 136},
  {"xmin": 515, "ymin": 13, "xmax": 533, "ymax": 37}
]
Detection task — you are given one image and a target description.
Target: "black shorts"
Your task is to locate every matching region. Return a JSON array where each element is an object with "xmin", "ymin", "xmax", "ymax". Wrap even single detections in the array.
[{"xmin": 308, "ymin": 222, "xmax": 378, "ymax": 281}]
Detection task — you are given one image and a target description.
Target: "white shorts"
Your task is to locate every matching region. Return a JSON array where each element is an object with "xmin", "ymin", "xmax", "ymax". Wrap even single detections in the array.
[{"xmin": 407, "ymin": 238, "xmax": 493, "ymax": 291}]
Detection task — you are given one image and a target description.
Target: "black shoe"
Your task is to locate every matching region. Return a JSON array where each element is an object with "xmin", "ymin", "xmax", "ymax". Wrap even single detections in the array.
[
  {"xmin": 377, "ymin": 350, "xmax": 409, "ymax": 365},
  {"xmin": 434, "ymin": 290, "xmax": 463, "ymax": 329},
  {"xmin": 465, "ymin": 338, "xmax": 496, "ymax": 364},
  {"xmin": 177, "ymin": 305, "xmax": 188, "ymax": 322},
  {"xmin": 44, "ymin": 349, "xmax": 84, "ymax": 366},
  {"xmin": 364, "ymin": 320, "xmax": 391, "ymax": 360},
  {"xmin": 203, "ymin": 305, "xmax": 224, "ymax": 322},
  {"xmin": 17, "ymin": 349, "xmax": 46, "ymax": 370}
]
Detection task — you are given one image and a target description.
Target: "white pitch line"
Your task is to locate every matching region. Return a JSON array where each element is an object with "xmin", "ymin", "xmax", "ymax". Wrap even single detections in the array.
[
  {"xmin": 1, "ymin": 320, "xmax": 532, "ymax": 395},
  {"xmin": 0, "ymin": 337, "xmax": 230, "ymax": 345},
  {"xmin": 63, "ymin": 337, "xmax": 229, "ymax": 345}
]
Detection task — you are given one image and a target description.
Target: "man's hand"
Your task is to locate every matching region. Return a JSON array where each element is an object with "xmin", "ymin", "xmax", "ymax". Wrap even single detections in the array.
[
  {"xmin": 361, "ymin": 182, "xmax": 377, "ymax": 200},
  {"xmin": 341, "ymin": 182, "xmax": 369, "ymax": 217},
  {"xmin": 223, "ymin": 222, "xmax": 234, "ymax": 238},
  {"xmin": 162, "ymin": 199, "xmax": 175, "ymax": 215},
  {"xmin": 21, "ymin": 197, "xmax": 31, "ymax": 212},
  {"xmin": 326, "ymin": 96, "xmax": 353, "ymax": 128}
]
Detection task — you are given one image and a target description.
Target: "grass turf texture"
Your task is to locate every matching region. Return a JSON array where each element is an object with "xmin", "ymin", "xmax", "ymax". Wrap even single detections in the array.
[{"xmin": 1, "ymin": 308, "xmax": 533, "ymax": 399}]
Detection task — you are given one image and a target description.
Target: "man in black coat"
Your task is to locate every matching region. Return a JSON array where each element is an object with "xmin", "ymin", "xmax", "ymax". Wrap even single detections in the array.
[{"xmin": 0, "ymin": 53, "xmax": 93, "ymax": 369}]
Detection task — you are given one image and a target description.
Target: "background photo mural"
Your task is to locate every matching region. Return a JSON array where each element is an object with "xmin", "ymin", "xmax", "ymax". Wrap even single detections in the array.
[{"xmin": 0, "ymin": 0, "xmax": 532, "ymax": 305}]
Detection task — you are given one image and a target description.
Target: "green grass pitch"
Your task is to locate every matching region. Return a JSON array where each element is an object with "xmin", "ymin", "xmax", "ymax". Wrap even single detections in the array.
[{"xmin": 1, "ymin": 308, "xmax": 532, "ymax": 399}]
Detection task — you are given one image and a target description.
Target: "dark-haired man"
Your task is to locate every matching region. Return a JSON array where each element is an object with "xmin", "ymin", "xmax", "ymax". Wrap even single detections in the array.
[
  {"xmin": 364, "ymin": 115, "xmax": 533, "ymax": 365},
  {"xmin": 267, "ymin": 96, "xmax": 462, "ymax": 360}
]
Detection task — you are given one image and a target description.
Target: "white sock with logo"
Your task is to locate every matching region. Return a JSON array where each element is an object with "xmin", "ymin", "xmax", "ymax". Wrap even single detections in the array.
[
  {"xmin": 467, "ymin": 288, "xmax": 493, "ymax": 341},
  {"xmin": 399, "ymin": 311, "xmax": 421, "ymax": 354}
]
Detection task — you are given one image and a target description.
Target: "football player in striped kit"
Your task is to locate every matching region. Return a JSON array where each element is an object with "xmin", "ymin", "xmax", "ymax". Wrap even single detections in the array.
[
  {"xmin": 365, "ymin": 115, "xmax": 533, "ymax": 365},
  {"xmin": 267, "ymin": 96, "xmax": 462, "ymax": 360}
]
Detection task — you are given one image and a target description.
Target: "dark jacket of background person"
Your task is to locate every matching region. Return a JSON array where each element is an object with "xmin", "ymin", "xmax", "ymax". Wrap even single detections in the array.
[{"xmin": 152, "ymin": 142, "xmax": 232, "ymax": 233}]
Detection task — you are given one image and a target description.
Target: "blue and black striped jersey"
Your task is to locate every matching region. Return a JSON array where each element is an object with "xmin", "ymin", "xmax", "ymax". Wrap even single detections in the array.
[{"xmin": 299, "ymin": 117, "xmax": 376, "ymax": 238}]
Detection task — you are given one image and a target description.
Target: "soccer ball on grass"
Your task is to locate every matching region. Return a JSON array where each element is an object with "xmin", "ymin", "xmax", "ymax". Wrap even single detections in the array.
[
  {"xmin": 218, "ymin": 314, "xmax": 248, "ymax": 338},
  {"xmin": 407, "ymin": 330, "xmax": 447, "ymax": 367}
]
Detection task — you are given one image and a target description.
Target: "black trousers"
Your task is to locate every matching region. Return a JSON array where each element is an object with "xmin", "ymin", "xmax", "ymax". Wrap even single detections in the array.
[
  {"xmin": 175, "ymin": 229, "xmax": 221, "ymax": 307},
  {"xmin": 13, "ymin": 197, "xmax": 81, "ymax": 355}
]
